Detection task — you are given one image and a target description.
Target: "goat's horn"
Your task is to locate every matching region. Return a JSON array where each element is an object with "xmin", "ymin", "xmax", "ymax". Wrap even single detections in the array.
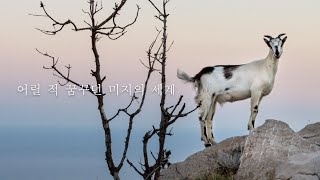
[
  {"xmin": 278, "ymin": 33, "xmax": 286, "ymax": 39},
  {"xmin": 264, "ymin": 35, "xmax": 273, "ymax": 40}
]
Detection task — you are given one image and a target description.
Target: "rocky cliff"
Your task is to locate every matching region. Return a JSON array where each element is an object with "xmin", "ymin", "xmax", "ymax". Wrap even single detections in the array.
[{"xmin": 160, "ymin": 120, "xmax": 320, "ymax": 180}]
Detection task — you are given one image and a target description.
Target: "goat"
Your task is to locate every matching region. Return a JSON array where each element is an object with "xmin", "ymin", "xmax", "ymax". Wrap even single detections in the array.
[{"xmin": 177, "ymin": 34, "xmax": 287, "ymax": 147}]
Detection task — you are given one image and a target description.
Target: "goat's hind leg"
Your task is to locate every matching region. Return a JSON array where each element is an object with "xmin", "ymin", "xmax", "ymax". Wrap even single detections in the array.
[
  {"xmin": 198, "ymin": 116, "xmax": 207, "ymax": 142},
  {"xmin": 206, "ymin": 94, "xmax": 217, "ymax": 145},
  {"xmin": 196, "ymin": 95, "xmax": 212, "ymax": 147}
]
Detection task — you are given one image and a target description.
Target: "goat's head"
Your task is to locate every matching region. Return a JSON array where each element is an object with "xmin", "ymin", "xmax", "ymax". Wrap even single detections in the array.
[{"xmin": 264, "ymin": 33, "xmax": 287, "ymax": 59}]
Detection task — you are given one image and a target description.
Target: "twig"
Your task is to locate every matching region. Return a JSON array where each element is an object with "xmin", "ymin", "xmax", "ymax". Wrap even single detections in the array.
[{"xmin": 36, "ymin": 49, "xmax": 95, "ymax": 94}]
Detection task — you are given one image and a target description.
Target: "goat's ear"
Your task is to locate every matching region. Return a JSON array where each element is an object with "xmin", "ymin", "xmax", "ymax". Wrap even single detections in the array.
[
  {"xmin": 264, "ymin": 38, "xmax": 271, "ymax": 48},
  {"xmin": 281, "ymin": 36, "xmax": 287, "ymax": 45}
]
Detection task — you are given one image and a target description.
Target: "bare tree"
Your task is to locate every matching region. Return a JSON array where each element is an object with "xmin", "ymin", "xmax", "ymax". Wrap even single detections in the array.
[
  {"xmin": 127, "ymin": 1, "xmax": 199, "ymax": 179},
  {"xmin": 32, "ymin": 1, "xmax": 155, "ymax": 179}
]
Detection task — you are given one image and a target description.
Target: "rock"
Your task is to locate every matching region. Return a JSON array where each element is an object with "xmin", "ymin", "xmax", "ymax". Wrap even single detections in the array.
[
  {"xmin": 275, "ymin": 151, "xmax": 320, "ymax": 180},
  {"xmin": 159, "ymin": 136, "xmax": 246, "ymax": 180},
  {"xmin": 298, "ymin": 122, "xmax": 320, "ymax": 146},
  {"xmin": 159, "ymin": 120, "xmax": 320, "ymax": 180},
  {"xmin": 236, "ymin": 119, "xmax": 320, "ymax": 180}
]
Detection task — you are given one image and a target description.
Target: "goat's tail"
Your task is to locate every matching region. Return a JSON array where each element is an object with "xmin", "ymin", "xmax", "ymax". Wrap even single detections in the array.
[{"xmin": 177, "ymin": 69, "xmax": 194, "ymax": 83}]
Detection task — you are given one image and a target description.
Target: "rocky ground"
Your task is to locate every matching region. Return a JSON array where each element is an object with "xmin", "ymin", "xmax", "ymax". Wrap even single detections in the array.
[{"xmin": 160, "ymin": 120, "xmax": 320, "ymax": 180}]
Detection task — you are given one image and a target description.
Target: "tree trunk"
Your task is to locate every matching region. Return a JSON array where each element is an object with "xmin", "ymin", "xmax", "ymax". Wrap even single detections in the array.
[{"xmin": 113, "ymin": 171, "xmax": 120, "ymax": 180}]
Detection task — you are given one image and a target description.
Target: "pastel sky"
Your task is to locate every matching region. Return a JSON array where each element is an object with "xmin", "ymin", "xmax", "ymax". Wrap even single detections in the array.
[{"xmin": 1, "ymin": 0, "xmax": 320, "ymax": 179}]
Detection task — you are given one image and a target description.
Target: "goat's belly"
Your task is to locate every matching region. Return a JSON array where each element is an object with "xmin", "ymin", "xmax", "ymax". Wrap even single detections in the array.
[
  {"xmin": 230, "ymin": 91, "xmax": 251, "ymax": 101},
  {"xmin": 217, "ymin": 90, "xmax": 250, "ymax": 104}
]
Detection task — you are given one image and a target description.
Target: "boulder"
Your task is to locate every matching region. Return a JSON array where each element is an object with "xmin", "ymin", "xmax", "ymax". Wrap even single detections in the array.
[
  {"xmin": 236, "ymin": 119, "xmax": 320, "ymax": 180},
  {"xmin": 159, "ymin": 120, "xmax": 320, "ymax": 180},
  {"xmin": 275, "ymin": 151, "xmax": 320, "ymax": 180},
  {"xmin": 298, "ymin": 122, "xmax": 320, "ymax": 146},
  {"xmin": 159, "ymin": 136, "xmax": 246, "ymax": 180}
]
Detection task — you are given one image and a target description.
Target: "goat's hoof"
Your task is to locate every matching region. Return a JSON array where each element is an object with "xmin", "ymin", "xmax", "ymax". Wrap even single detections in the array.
[
  {"xmin": 204, "ymin": 143, "xmax": 212, "ymax": 148},
  {"xmin": 248, "ymin": 128, "xmax": 255, "ymax": 133},
  {"xmin": 209, "ymin": 139, "xmax": 216, "ymax": 145}
]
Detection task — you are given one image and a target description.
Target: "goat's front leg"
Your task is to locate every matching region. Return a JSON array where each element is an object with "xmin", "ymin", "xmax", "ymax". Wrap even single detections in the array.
[{"xmin": 248, "ymin": 92, "xmax": 262, "ymax": 131}]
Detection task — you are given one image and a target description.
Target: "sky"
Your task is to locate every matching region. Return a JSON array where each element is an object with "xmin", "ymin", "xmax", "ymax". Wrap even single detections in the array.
[{"xmin": 0, "ymin": 0, "xmax": 320, "ymax": 179}]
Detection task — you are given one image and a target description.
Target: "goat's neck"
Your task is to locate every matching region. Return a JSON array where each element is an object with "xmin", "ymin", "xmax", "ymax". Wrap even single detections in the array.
[{"xmin": 264, "ymin": 50, "xmax": 279, "ymax": 75}]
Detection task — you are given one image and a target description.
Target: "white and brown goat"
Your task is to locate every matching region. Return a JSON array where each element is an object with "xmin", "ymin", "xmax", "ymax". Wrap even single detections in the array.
[{"xmin": 177, "ymin": 34, "xmax": 287, "ymax": 147}]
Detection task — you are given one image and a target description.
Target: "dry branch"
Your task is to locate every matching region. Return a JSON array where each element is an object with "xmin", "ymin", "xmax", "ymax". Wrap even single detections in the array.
[
  {"xmin": 127, "ymin": 1, "xmax": 198, "ymax": 179},
  {"xmin": 35, "ymin": 0, "xmax": 142, "ymax": 179},
  {"xmin": 36, "ymin": 49, "xmax": 95, "ymax": 94}
]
